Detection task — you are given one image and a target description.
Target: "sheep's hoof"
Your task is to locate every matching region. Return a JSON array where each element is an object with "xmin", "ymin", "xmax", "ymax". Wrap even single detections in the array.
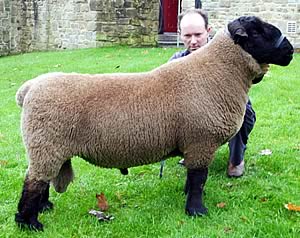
[
  {"xmin": 185, "ymin": 206, "xmax": 208, "ymax": 216},
  {"xmin": 119, "ymin": 168, "xmax": 128, "ymax": 175},
  {"xmin": 15, "ymin": 213, "xmax": 44, "ymax": 232},
  {"xmin": 38, "ymin": 201, "xmax": 54, "ymax": 213},
  {"xmin": 28, "ymin": 220, "xmax": 44, "ymax": 232}
]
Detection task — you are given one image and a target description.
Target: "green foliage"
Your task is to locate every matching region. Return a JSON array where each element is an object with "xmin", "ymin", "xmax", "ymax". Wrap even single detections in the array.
[{"xmin": 0, "ymin": 48, "xmax": 299, "ymax": 237}]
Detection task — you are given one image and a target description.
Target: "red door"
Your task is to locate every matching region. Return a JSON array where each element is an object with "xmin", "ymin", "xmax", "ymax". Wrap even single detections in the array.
[{"xmin": 163, "ymin": 0, "xmax": 179, "ymax": 32}]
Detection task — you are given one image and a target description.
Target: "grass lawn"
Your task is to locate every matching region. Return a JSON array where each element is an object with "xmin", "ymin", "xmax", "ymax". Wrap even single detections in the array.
[{"xmin": 0, "ymin": 47, "xmax": 299, "ymax": 238}]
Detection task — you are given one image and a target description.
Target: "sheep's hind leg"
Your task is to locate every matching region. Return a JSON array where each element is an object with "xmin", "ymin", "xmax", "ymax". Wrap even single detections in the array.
[
  {"xmin": 15, "ymin": 176, "xmax": 48, "ymax": 231},
  {"xmin": 185, "ymin": 168, "xmax": 208, "ymax": 216}
]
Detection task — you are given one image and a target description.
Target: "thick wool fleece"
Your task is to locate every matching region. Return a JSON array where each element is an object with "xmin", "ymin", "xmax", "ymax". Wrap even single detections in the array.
[{"xmin": 16, "ymin": 30, "xmax": 264, "ymax": 188}]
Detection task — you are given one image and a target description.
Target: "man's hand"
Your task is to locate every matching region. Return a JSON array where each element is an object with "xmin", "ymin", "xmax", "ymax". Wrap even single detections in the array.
[{"xmin": 260, "ymin": 63, "xmax": 270, "ymax": 74}]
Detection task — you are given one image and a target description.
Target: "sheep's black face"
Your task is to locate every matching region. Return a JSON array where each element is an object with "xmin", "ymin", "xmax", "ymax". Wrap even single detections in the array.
[{"xmin": 228, "ymin": 16, "xmax": 294, "ymax": 66}]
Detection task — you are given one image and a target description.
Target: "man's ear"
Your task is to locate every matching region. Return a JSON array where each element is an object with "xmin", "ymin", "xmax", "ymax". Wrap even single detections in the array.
[{"xmin": 207, "ymin": 26, "xmax": 212, "ymax": 34}]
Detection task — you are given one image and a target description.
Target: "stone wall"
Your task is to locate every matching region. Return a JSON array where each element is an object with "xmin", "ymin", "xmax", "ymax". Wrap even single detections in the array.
[
  {"xmin": 0, "ymin": 0, "xmax": 299, "ymax": 56},
  {"xmin": 184, "ymin": 0, "xmax": 300, "ymax": 48},
  {"xmin": 91, "ymin": 0, "xmax": 159, "ymax": 47},
  {"xmin": 0, "ymin": 0, "xmax": 159, "ymax": 56},
  {"xmin": 0, "ymin": 0, "xmax": 10, "ymax": 54}
]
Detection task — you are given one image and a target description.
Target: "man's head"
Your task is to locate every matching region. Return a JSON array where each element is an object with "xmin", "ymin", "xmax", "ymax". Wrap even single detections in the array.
[{"xmin": 179, "ymin": 8, "xmax": 211, "ymax": 52}]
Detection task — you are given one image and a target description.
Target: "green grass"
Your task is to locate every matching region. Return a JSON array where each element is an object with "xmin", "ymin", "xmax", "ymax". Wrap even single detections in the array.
[{"xmin": 0, "ymin": 47, "xmax": 299, "ymax": 238}]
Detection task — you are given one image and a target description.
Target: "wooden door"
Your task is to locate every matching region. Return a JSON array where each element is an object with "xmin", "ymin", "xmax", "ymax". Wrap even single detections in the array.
[{"xmin": 163, "ymin": 0, "xmax": 179, "ymax": 32}]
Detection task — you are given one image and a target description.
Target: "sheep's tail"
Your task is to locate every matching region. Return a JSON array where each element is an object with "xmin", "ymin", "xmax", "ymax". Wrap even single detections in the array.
[
  {"xmin": 15, "ymin": 80, "xmax": 34, "ymax": 107},
  {"xmin": 16, "ymin": 73, "xmax": 64, "ymax": 107},
  {"xmin": 51, "ymin": 160, "xmax": 74, "ymax": 193}
]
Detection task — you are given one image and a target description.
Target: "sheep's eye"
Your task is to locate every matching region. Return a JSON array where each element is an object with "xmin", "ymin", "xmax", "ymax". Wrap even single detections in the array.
[{"xmin": 251, "ymin": 31, "xmax": 260, "ymax": 37}]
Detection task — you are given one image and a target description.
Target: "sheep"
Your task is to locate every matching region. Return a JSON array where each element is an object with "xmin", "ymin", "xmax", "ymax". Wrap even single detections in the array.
[{"xmin": 15, "ymin": 16, "xmax": 293, "ymax": 231}]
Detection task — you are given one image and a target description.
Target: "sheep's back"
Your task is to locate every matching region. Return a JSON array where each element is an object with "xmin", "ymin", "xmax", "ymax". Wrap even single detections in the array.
[{"xmin": 21, "ymin": 72, "xmax": 179, "ymax": 168}]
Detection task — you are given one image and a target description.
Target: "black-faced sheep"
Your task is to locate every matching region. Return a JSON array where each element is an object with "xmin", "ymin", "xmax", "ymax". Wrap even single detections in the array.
[{"xmin": 15, "ymin": 16, "xmax": 293, "ymax": 231}]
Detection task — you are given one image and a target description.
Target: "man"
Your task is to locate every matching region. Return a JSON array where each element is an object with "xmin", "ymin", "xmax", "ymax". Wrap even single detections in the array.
[{"xmin": 166, "ymin": 8, "xmax": 256, "ymax": 177}]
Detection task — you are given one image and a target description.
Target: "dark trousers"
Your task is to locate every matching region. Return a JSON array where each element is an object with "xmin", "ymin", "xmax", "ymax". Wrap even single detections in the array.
[{"xmin": 228, "ymin": 100, "xmax": 256, "ymax": 166}]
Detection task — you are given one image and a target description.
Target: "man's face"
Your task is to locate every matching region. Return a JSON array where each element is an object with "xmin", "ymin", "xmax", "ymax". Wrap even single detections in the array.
[{"xmin": 180, "ymin": 13, "xmax": 210, "ymax": 52}]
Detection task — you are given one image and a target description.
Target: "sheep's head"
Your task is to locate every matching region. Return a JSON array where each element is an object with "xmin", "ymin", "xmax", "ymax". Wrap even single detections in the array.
[{"xmin": 228, "ymin": 16, "xmax": 294, "ymax": 67}]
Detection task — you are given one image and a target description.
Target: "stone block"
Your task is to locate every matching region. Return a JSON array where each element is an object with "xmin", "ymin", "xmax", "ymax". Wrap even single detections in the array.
[
  {"xmin": 96, "ymin": 33, "xmax": 108, "ymax": 41},
  {"xmin": 87, "ymin": 22, "xmax": 96, "ymax": 31},
  {"xmin": 89, "ymin": 0, "xmax": 104, "ymax": 11},
  {"xmin": 80, "ymin": 4, "xmax": 89, "ymax": 12},
  {"xmin": 96, "ymin": 41, "xmax": 114, "ymax": 47},
  {"xmin": 113, "ymin": 0, "xmax": 123, "ymax": 8},
  {"xmin": 0, "ymin": 1, "xmax": 4, "ymax": 13},
  {"xmin": 117, "ymin": 31, "xmax": 130, "ymax": 38},
  {"xmin": 130, "ymin": 18, "xmax": 140, "ymax": 26},
  {"xmin": 96, "ymin": 22, "xmax": 103, "ymax": 31},
  {"xmin": 85, "ymin": 12, "xmax": 97, "ymax": 21},
  {"xmin": 2, "ymin": 18, "xmax": 9, "ymax": 27},
  {"xmin": 75, "ymin": 0, "xmax": 88, "ymax": 3},
  {"xmin": 125, "ymin": 8, "xmax": 137, "ymax": 18},
  {"xmin": 102, "ymin": 24, "xmax": 116, "ymax": 32},
  {"xmin": 117, "ymin": 18, "xmax": 130, "ymax": 25},
  {"xmin": 70, "ymin": 23, "xmax": 80, "ymax": 30},
  {"xmin": 219, "ymin": 0, "xmax": 231, "ymax": 8},
  {"xmin": 77, "ymin": 21, "xmax": 84, "ymax": 30},
  {"xmin": 123, "ymin": 0, "xmax": 133, "ymax": 8}
]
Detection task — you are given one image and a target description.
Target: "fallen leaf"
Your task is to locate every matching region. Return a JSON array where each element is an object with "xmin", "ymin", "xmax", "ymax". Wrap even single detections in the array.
[
  {"xmin": 96, "ymin": 192, "xmax": 109, "ymax": 211},
  {"xmin": 284, "ymin": 203, "xmax": 300, "ymax": 212},
  {"xmin": 178, "ymin": 220, "xmax": 185, "ymax": 226},
  {"xmin": 240, "ymin": 216, "xmax": 248, "ymax": 222},
  {"xmin": 293, "ymin": 144, "xmax": 300, "ymax": 150},
  {"xmin": 115, "ymin": 191, "xmax": 122, "ymax": 201},
  {"xmin": 224, "ymin": 227, "xmax": 232, "ymax": 233},
  {"xmin": 0, "ymin": 160, "xmax": 8, "ymax": 166},
  {"xmin": 259, "ymin": 149, "xmax": 272, "ymax": 156},
  {"xmin": 260, "ymin": 197, "xmax": 268, "ymax": 203},
  {"xmin": 217, "ymin": 202, "xmax": 226, "ymax": 208},
  {"xmin": 226, "ymin": 182, "xmax": 233, "ymax": 188},
  {"xmin": 115, "ymin": 191, "xmax": 127, "ymax": 207}
]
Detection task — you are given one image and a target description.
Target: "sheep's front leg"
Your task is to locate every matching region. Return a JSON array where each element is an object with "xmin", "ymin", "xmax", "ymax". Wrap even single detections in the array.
[
  {"xmin": 15, "ymin": 176, "xmax": 48, "ymax": 231},
  {"xmin": 38, "ymin": 183, "xmax": 53, "ymax": 213},
  {"xmin": 185, "ymin": 168, "xmax": 208, "ymax": 216}
]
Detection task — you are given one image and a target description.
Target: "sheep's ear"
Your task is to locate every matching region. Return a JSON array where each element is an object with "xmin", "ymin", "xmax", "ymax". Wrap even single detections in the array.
[
  {"xmin": 232, "ymin": 28, "xmax": 248, "ymax": 44},
  {"xmin": 228, "ymin": 19, "xmax": 248, "ymax": 45}
]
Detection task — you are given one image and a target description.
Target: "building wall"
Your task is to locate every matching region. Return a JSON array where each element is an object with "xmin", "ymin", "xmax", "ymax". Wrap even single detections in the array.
[
  {"xmin": 0, "ymin": 0, "xmax": 11, "ymax": 54},
  {"xmin": 183, "ymin": 0, "xmax": 300, "ymax": 48},
  {"xmin": 0, "ymin": 0, "xmax": 159, "ymax": 56},
  {"xmin": 91, "ymin": 0, "xmax": 159, "ymax": 47},
  {"xmin": 0, "ymin": 0, "xmax": 299, "ymax": 56},
  {"xmin": 0, "ymin": 0, "xmax": 99, "ymax": 55}
]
